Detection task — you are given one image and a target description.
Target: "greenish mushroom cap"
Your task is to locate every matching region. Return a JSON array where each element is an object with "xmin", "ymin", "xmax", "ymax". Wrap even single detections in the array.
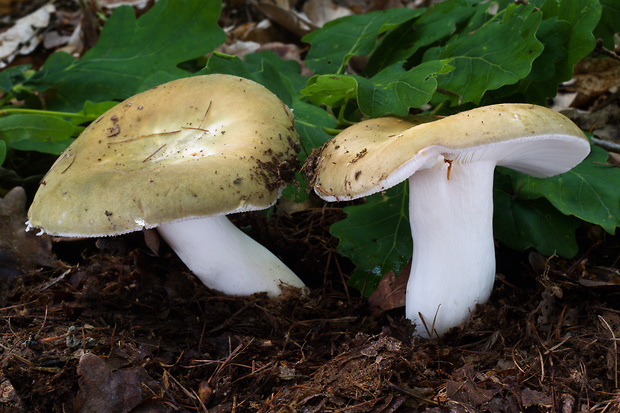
[
  {"xmin": 28, "ymin": 74, "xmax": 299, "ymax": 237},
  {"xmin": 313, "ymin": 104, "xmax": 589, "ymax": 201}
]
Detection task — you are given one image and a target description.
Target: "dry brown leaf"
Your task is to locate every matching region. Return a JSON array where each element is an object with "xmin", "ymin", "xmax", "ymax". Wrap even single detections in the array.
[
  {"xmin": 0, "ymin": 3, "xmax": 55, "ymax": 68},
  {"xmin": 0, "ymin": 187, "xmax": 57, "ymax": 279},
  {"xmin": 568, "ymin": 57, "xmax": 620, "ymax": 107},
  {"xmin": 368, "ymin": 261, "xmax": 410, "ymax": 313},
  {"xmin": 303, "ymin": 0, "xmax": 353, "ymax": 27},
  {"xmin": 254, "ymin": 1, "xmax": 317, "ymax": 37},
  {"xmin": 74, "ymin": 353, "xmax": 146, "ymax": 413}
]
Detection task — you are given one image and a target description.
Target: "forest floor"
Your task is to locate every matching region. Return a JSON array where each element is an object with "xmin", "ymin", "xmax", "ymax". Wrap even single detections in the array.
[{"xmin": 0, "ymin": 0, "xmax": 619, "ymax": 412}]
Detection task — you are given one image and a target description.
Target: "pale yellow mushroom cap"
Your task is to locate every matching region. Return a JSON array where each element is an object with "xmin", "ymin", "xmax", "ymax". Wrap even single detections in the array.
[
  {"xmin": 313, "ymin": 103, "xmax": 590, "ymax": 201},
  {"xmin": 28, "ymin": 74, "xmax": 300, "ymax": 237}
]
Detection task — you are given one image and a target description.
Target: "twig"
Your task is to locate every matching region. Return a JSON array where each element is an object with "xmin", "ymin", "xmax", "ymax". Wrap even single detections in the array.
[
  {"xmin": 108, "ymin": 130, "xmax": 181, "ymax": 144},
  {"xmin": 418, "ymin": 305, "xmax": 441, "ymax": 339},
  {"xmin": 511, "ymin": 339, "xmax": 527, "ymax": 374},
  {"xmin": 543, "ymin": 333, "xmax": 572, "ymax": 355},
  {"xmin": 598, "ymin": 315, "xmax": 618, "ymax": 389},
  {"xmin": 388, "ymin": 382, "xmax": 440, "ymax": 406},
  {"xmin": 142, "ymin": 143, "xmax": 166, "ymax": 162},
  {"xmin": 514, "ymin": 0, "xmax": 540, "ymax": 11},
  {"xmin": 165, "ymin": 370, "xmax": 205, "ymax": 411},
  {"xmin": 592, "ymin": 38, "xmax": 620, "ymax": 61},
  {"xmin": 208, "ymin": 300, "xmax": 257, "ymax": 334},
  {"xmin": 592, "ymin": 137, "xmax": 620, "ymax": 154},
  {"xmin": 538, "ymin": 347, "xmax": 545, "ymax": 383},
  {"xmin": 197, "ymin": 101, "xmax": 212, "ymax": 130}
]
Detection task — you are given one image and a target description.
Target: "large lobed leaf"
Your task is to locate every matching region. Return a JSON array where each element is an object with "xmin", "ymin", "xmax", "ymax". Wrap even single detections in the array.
[
  {"xmin": 493, "ymin": 173, "xmax": 581, "ymax": 258},
  {"xmin": 423, "ymin": 2, "xmax": 544, "ymax": 105},
  {"xmin": 594, "ymin": 0, "xmax": 620, "ymax": 49},
  {"xmin": 30, "ymin": 0, "xmax": 225, "ymax": 111},
  {"xmin": 0, "ymin": 114, "xmax": 77, "ymax": 155},
  {"xmin": 302, "ymin": 61, "xmax": 449, "ymax": 118},
  {"xmin": 0, "ymin": 101, "xmax": 116, "ymax": 155},
  {"xmin": 365, "ymin": 0, "xmax": 478, "ymax": 76},
  {"xmin": 303, "ymin": 8, "xmax": 424, "ymax": 75},
  {"xmin": 507, "ymin": 0, "xmax": 602, "ymax": 103},
  {"xmin": 330, "ymin": 184, "xmax": 412, "ymax": 295},
  {"xmin": 501, "ymin": 145, "xmax": 620, "ymax": 234}
]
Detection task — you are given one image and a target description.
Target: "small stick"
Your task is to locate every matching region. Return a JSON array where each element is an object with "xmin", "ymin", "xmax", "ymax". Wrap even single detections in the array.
[
  {"xmin": 598, "ymin": 315, "xmax": 618, "ymax": 388},
  {"xmin": 40, "ymin": 151, "xmax": 71, "ymax": 182},
  {"xmin": 197, "ymin": 101, "xmax": 212, "ymax": 130},
  {"xmin": 592, "ymin": 136, "xmax": 620, "ymax": 154},
  {"xmin": 108, "ymin": 130, "xmax": 181, "ymax": 144},
  {"xmin": 143, "ymin": 144, "xmax": 166, "ymax": 162}
]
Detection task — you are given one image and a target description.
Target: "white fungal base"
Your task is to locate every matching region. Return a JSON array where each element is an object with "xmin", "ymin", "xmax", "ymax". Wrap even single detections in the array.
[
  {"xmin": 157, "ymin": 215, "xmax": 306, "ymax": 298},
  {"xmin": 406, "ymin": 158, "xmax": 496, "ymax": 338}
]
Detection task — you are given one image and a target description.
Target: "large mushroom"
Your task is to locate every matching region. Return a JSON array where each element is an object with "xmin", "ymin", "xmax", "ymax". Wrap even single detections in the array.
[
  {"xmin": 27, "ymin": 74, "xmax": 305, "ymax": 297},
  {"xmin": 312, "ymin": 104, "xmax": 590, "ymax": 337}
]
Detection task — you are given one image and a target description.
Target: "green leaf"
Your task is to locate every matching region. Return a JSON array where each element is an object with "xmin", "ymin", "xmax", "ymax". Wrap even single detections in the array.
[
  {"xmin": 502, "ymin": 145, "xmax": 620, "ymax": 234},
  {"xmin": 0, "ymin": 114, "xmax": 78, "ymax": 154},
  {"xmin": 303, "ymin": 8, "xmax": 423, "ymax": 75},
  {"xmin": 595, "ymin": 0, "xmax": 620, "ymax": 49},
  {"xmin": 244, "ymin": 50, "xmax": 308, "ymax": 97},
  {"xmin": 508, "ymin": 0, "xmax": 602, "ymax": 102},
  {"xmin": 0, "ymin": 65, "xmax": 32, "ymax": 93},
  {"xmin": 538, "ymin": 0, "xmax": 601, "ymax": 83},
  {"xmin": 493, "ymin": 172, "xmax": 581, "ymax": 257},
  {"xmin": 0, "ymin": 140, "xmax": 6, "ymax": 166},
  {"xmin": 72, "ymin": 101, "xmax": 117, "ymax": 125},
  {"xmin": 366, "ymin": 0, "xmax": 478, "ymax": 76},
  {"xmin": 331, "ymin": 183, "xmax": 412, "ymax": 295},
  {"xmin": 357, "ymin": 61, "xmax": 447, "ymax": 117},
  {"xmin": 202, "ymin": 53, "xmax": 253, "ymax": 78},
  {"xmin": 424, "ymin": 3, "xmax": 543, "ymax": 105},
  {"xmin": 526, "ymin": 17, "xmax": 572, "ymax": 83},
  {"xmin": 31, "ymin": 0, "xmax": 225, "ymax": 111},
  {"xmin": 203, "ymin": 52, "xmax": 306, "ymax": 107},
  {"xmin": 283, "ymin": 101, "xmax": 338, "ymax": 201},
  {"xmin": 292, "ymin": 100, "xmax": 337, "ymax": 160},
  {"xmin": 138, "ymin": 71, "xmax": 183, "ymax": 92},
  {"xmin": 301, "ymin": 61, "xmax": 448, "ymax": 118},
  {"xmin": 301, "ymin": 75, "xmax": 359, "ymax": 108},
  {"xmin": 242, "ymin": 58, "xmax": 298, "ymax": 107}
]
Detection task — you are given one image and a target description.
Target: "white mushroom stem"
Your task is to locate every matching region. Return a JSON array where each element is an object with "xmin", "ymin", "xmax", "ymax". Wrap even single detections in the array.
[
  {"xmin": 157, "ymin": 215, "xmax": 305, "ymax": 297},
  {"xmin": 406, "ymin": 157, "xmax": 496, "ymax": 338}
]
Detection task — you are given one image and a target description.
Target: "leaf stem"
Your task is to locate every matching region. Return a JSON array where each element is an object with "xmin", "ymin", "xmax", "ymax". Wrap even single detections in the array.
[
  {"xmin": 323, "ymin": 127, "xmax": 342, "ymax": 135},
  {"xmin": 0, "ymin": 108, "xmax": 95, "ymax": 120}
]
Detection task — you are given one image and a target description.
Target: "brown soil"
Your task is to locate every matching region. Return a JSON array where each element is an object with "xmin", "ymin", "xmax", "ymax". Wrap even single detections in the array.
[{"xmin": 1, "ymin": 202, "xmax": 619, "ymax": 412}]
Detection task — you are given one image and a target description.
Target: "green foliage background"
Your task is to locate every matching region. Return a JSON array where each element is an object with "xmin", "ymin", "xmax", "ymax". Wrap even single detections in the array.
[{"xmin": 0, "ymin": 0, "xmax": 618, "ymax": 294}]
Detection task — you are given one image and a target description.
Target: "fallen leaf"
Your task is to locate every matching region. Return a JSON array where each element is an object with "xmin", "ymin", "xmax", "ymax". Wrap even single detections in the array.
[
  {"xmin": 570, "ymin": 57, "xmax": 620, "ymax": 107},
  {"xmin": 74, "ymin": 353, "xmax": 146, "ymax": 413},
  {"xmin": 254, "ymin": 2, "xmax": 317, "ymax": 37},
  {"xmin": 0, "ymin": 373, "xmax": 23, "ymax": 412},
  {"xmin": 303, "ymin": 0, "xmax": 353, "ymax": 27},
  {"xmin": 368, "ymin": 261, "xmax": 410, "ymax": 313},
  {"xmin": 0, "ymin": 3, "xmax": 56, "ymax": 68},
  {"xmin": 446, "ymin": 379, "xmax": 497, "ymax": 406},
  {"xmin": 0, "ymin": 187, "xmax": 57, "ymax": 280},
  {"xmin": 519, "ymin": 387, "xmax": 553, "ymax": 408}
]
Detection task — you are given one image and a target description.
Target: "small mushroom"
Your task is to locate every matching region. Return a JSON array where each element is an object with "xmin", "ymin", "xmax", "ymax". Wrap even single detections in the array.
[
  {"xmin": 27, "ymin": 74, "xmax": 305, "ymax": 298},
  {"xmin": 312, "ymin": 104, "xmax": 590, "ymax": 337}
]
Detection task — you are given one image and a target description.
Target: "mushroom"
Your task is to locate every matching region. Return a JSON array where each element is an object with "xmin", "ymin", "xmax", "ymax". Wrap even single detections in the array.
[
  {"xmin": 27, "ymin": 74, "xmax": 306, "ymax": 298},
  {"xmin": 312, "ymin": 104, "xmax": 590, "ymax": 337}
]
